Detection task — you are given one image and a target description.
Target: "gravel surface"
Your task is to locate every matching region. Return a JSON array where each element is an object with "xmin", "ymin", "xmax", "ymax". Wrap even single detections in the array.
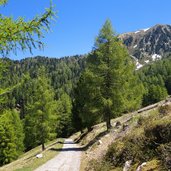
[{"xmin": 35, "ymin": 139, "xmax": 81, "ymax": 171}]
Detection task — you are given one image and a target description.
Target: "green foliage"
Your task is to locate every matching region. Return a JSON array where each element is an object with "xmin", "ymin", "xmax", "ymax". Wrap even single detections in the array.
[
  {"xmin": 138, "ymin": 56, "xmax": 171, "ymax": 106},
  {"xmin": 0, "ymin": 55, "xmax": 86, "ymax": 150},
  {"xmin": 0, "ymin": 111, "xmax": 17, "ymax": 165},
  {"xmin": 105, "ymin": 135, "xmax": 150, "ymax": 167},
  {"xmin": 74, "ymin": 19, "xmax": 143, "ymax": 130},
  {"xmin": 0, "ymin": 110, "xmax": 24, "ymax": 166},
  {"xmin": 143, "ymin": 84, "xmax": 168, "ymax": 106},
  {"xmin": 24, "ymin": 68, "xmax": 57, "ymax": 151},
  {"xmin": 165, "ymin": 76, "xmax": 171, "ymax": 94},
  {"xmin": 0, "ymin": 0, "xmax": 56, "ymax": 118},
  {"xmin": 10, "ymin": 110, "xmax": 25, "ymax": 155},
  {"xmin": 1, "ymin": 56, "xmax": 86, "ymax": 102},
  {"xmin": 73, "ymin": 70, "xmax": 102, "ymax": 131},
  {"xmin": 72, "ymin": 100, "xmax": 83, "ymax": 132},
  {"xmin": 0, "ymin": 0, "xmax": 7, "ymax": 6},
  {"xmin": 92, "ymin": 20, "xmax": 143, "ymax": 127},
  {"xmin": 144, "ymin": 116, "xmax": 171, "ymax": 144},
  {"xmin": 0, "ymin": 0, "xmax": 56, "ymax": 56},
  {"xmin": 0, "ymin": 59, "xmax": 10, "ymax": 106},
  {"xmin": 56, "ymin": 93, "xmax": 73, "ymax": 137}
]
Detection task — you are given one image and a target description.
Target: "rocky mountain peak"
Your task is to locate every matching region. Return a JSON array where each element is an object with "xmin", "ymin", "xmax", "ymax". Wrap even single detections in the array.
[{"xmin": 119, "ymin": 24, "xmax": 171, "ymax": 67}]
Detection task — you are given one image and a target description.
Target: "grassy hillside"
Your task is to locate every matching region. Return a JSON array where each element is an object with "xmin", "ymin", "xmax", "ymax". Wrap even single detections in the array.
[
  {"xmin": 0, "ymin": 139, "xmax": 64, "ymax": 171},
  {"xmin": 77, "ymin": 99, "xmax": 171, "ymax": 171},
  {"xmin": 1, "ymin": 99, "xmax": 171, "ymax": 171}
]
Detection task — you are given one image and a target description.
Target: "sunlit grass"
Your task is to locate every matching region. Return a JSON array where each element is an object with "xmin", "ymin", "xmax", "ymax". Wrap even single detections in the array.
[{"xmin": 0, "ymin": 139, "xmax": 64, "ymax": 171}]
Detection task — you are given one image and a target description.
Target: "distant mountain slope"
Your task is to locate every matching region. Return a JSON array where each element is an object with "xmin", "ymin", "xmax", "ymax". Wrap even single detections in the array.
[
  {"xmin": 2, "ymin": 55, "xmax": 86, "ymax": 99},
  {"xmin": 120, "ymin": 24, "xmax": 171, "ymax": 67}
]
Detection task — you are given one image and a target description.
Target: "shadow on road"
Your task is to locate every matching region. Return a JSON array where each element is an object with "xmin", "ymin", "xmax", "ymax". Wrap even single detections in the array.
[
  {"xmin": 50, "ymin": 130, "xmax": 109, "ymax": 152},
  {"xmin": 50, "ymin": 147, "xmax": 83, "ymax": 152}
]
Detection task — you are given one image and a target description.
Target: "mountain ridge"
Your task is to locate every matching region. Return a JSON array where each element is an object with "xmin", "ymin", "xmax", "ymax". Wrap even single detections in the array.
[
  {"xmin": 4, "ymin": 24, "xmax": 171, "ymax": 71},
  {"xmin": 120, "ymin": 24, "xmax": 171, "ymax": 67}
]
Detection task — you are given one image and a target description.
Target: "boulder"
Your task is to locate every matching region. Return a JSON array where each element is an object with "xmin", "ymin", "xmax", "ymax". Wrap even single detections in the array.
[{"xmin": 36, "ymin": 153, "xmax": 43, "ymax": 158}]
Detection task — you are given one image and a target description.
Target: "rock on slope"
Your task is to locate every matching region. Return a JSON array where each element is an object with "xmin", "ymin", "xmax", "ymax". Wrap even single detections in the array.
[
  {"xmin": 119, "ymin": 24, "xmax": 171, "ymax": 68},
  {"xmin": 80, "ymin": 100, "xmax": 171, "ymax": 171}
]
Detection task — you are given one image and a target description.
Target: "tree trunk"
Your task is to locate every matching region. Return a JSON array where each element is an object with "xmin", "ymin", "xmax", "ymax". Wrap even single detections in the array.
[
  {"xmin": 42, "ymin": 143, "xmax": 45, "ymax": 151},
  {"xmin": 104, "ymin": 107, "xmax": 112, "ymax": 131},
  {"xmin": 106, "ymin": 116, "xmax": 112, "ymax": 130},
  {"xmin": 87, "ymin": 126, "xmax": 93, "ymax": 132}
]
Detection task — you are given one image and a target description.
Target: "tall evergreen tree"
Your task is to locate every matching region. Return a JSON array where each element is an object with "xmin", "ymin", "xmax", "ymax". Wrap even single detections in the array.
[
  {"xmin": 166, "ymin": 76, "xmax": 171, "ymax": 94},
  {"xmin": 24, "ymin": 68, "xmax": 56, "ymax": 151},
  {"xmin": 0, "ymin": 112, "xmax": 16, "ymax": 166},
  {"xmin": 75, "ymin": 20, "xmax": 143, "ymax": 130},
  {"xmin": 56, "ymin": 93, "xmax": 73, "ymax": 137},
  {"xmin": 73, "ymin": 71, "xmax": 101, "ymax": 131},
  {"xmin": 0, "ymin": 109, "xmax": 24, "ymax": 166},
  {"xmin": 10, "ymin": 110, "xmax": 25, "ymax": 155}
]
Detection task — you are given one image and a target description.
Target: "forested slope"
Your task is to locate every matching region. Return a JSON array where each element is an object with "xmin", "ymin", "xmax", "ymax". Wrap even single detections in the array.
[
  {"xmin": 137, "ymin": 55, "xmax": 171, "ymax": 106},
  {"xmin": 2, "ymin": 54, "xmax": 171, "ymax": 117},
  {"xmin": 1, "ymin": 50, "xmax": 171, "ymax": 167},
  {"xmin": 1, "ymin": 55, "xmax": 86, "ymax": 105}
]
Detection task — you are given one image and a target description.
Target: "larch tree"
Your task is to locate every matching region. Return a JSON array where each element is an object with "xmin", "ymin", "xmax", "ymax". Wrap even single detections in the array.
[
  {"xmin": 56, "ymin": 92, "xmax": 73, "ymax": 137},
  {"xmin": 0, "ymin": 112, "xmax": 17, "ymax": 166},
  {"xmin": 24, "ymin": 68, "xmax": 57, "ymax": 151},
  {"xmin": 73, "ymin": 70, "xmax": 102, "ymax": 131},
  {"xmin": 75, "ymin": 20, "xmax": 143, "ymax": 130},
  {"xmin": 0, "ymin": 109, "xmax": 24, "ymax": 165},
  {"xmin": 0, "ymin": 0, "xmax": 55, "ymax": 56}
]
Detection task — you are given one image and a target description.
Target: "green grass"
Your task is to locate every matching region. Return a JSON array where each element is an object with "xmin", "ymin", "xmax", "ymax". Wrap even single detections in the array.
[
  {"xmin": 0, "ymin": 139, "xmax": 64, "ymax": 171},
  {"xmin": 15, "ymin": 168, "xmax": 32, "ymax": 171}
]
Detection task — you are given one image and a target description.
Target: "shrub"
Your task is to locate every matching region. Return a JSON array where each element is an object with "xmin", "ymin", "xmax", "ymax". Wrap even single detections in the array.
[
  {"xmin": 157, "ymin": 143, "xmax": 171, "ymax": 170},
  {"xmin": 88, "ymin": 109, "xmax": 171, "ymax": 170},
  {"xmin": 105, "ymin": 115, "xmax": 171, "ymax": 169},
  {"xmin": 86, "ymin": 159, "xmax": 113, "ymax": 171},
  {"xmin": 144, "ymin": 117, "xmax": 171, "ymax": 145},
  {"xmin": 158, "ymin": 104, "xmax": 171, "ymax": 116}
]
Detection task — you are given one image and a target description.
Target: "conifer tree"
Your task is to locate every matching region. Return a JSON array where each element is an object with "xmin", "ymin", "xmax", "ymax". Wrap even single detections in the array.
[
  {"xmin": 75, "ymin": 20, "xmax": 143, "ymax": 130},
  {"xmin": 10, "ymin": 110, "xmax": 25, "ymax": 155},
  {"xmin": 166, "ymin": 76, "xmax": 171, "ymax": 94},
  {"xmin": 24, "ymin": 68, "xmax": 56, "ymax": 151},
  {"xmin": 73, "ymin": 71, "xmax": 101, "ymax": 131},
  {"xmin": 56, "ymin": 93, "xmax": 73, "ymax": 137},
  {"xmin": 0, "ymin": 110, "xmax": 24, "ymax": 165}
]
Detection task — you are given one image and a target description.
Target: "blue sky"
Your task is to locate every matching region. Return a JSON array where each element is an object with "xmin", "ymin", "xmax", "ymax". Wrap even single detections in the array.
[{"xmin": 1, "ymin": 0, "xmax": 171, "ymax": 60}]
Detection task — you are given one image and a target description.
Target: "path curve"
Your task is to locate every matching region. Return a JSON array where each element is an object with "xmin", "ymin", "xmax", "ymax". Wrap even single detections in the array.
[{"xmin": 35, "ymin": 139, "xmax": 81, "ymax": 171}]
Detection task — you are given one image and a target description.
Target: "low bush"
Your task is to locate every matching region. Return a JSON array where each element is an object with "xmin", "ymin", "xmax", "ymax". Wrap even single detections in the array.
[
  {"xmin": 104, "ymin": 115, "xmax": 171, "ymax": 170},
  {"xmin": 157, "ymin": 142, "xmax": 171, "ymax": 170},
  {"xmin": 86, "ymin": 159, "xmax": 113, "ymax": 171},
  {"xmin": 158, "ymin": 104, "xmax": 171, "ymax": 116},
  {"xmin": 145, "ymin": 116, "xmax": 171, "ymax": 145}
]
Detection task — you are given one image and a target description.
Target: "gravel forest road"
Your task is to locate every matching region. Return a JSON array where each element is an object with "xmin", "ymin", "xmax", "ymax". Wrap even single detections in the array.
[{"xmin": 35, "ymin": 139, "xmax": 82, "ymax": 171}]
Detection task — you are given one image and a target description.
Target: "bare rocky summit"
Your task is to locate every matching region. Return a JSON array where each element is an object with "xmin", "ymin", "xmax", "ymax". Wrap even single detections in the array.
[{"xmin": 119, "ymin": 24, "xmax": 171, "ymax": 68}]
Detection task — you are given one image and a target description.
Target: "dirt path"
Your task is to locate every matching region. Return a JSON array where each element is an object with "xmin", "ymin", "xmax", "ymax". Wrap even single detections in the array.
[{"xmin": 35, "ymin": 139, "xmax": 82, "ymax": 171}]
